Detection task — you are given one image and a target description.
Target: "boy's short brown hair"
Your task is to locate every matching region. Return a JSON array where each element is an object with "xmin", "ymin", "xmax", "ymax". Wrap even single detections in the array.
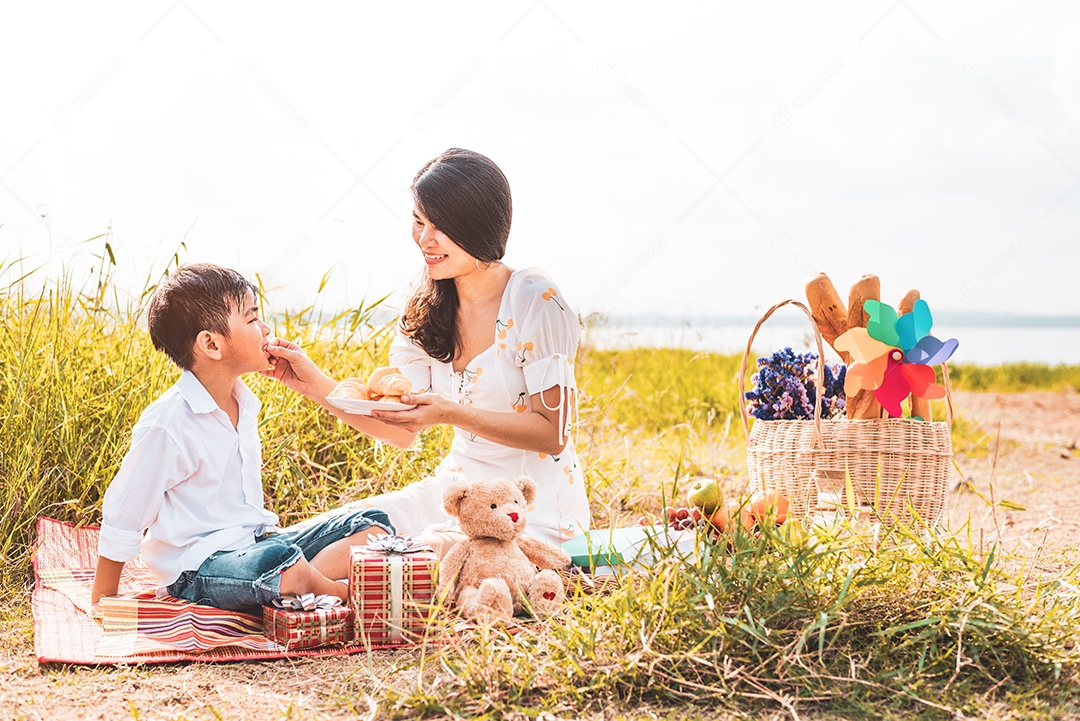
[{"xmin": 147, "ymin": 263, "xmax": 258, "ymax": 370}]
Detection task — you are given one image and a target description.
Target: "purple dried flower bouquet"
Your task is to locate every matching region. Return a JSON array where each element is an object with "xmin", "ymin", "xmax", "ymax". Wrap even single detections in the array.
[{"xmin": 744, "ymin": 347, "xmax": 846, "ymax": 421}]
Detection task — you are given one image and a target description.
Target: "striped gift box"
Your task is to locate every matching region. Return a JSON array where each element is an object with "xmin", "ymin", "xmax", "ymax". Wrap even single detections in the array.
[
  {"xmin": 262, "ymin": 605, "xmax": 353, "ymax": 650},
  {"xmin": 350, "ymin": 546, "xmax": 438, "ymax": 645}
]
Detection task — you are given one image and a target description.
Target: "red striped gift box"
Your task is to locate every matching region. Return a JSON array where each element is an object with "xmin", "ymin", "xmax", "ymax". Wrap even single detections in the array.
[
  {"xmin": 262, "ymin": 605, "xmax": 353, "ymax": 650},
  {"xmin": 349, "ymin": 546, "xmax": 438, "ymax": 645}
]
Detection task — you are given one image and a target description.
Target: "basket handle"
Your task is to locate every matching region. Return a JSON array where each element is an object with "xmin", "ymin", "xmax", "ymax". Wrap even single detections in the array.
[
  {"xmin": 738, "ymin": 299, "xmax": 826, "ymax": 444},
  {"xmin": 940, "ymin": 361, "xmax": 955, "ymax": 428}
]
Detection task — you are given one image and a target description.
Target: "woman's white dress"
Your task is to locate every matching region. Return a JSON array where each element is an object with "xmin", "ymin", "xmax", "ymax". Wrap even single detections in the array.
[{"xmin": 360, "ymin": 267, "xmax": 591, "ymax": 547}]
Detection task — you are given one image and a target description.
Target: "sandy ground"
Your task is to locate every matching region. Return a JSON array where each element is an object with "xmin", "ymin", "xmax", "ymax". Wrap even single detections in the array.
[
  {"xmin": 948, "ymin": 389, "xmax": 1080, "ymax": 564},
  {"xmin": 2, "ymin": 389, "xmax": 1079, "ymax": 720}
]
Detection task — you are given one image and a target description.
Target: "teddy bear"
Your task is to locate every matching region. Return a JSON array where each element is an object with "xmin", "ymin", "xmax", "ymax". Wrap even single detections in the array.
[{"xmin": 437, "ymin": 476, "xmax": 571, "ymax": 622}]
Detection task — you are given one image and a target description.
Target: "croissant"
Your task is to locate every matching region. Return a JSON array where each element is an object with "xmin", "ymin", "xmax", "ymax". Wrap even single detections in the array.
[
  {"xmin": 331, "ymin": 378, "xmax": 370, "ymax": 400},
  {"xmin": 367, "ymin": 366, "xmax": 412, "ymax": 397}
]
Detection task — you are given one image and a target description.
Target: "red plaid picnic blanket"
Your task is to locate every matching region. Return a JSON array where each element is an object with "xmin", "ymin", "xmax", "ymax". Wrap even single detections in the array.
[{"xmin": 32, "ymin": 517, "xmax": 447, "ymax": 665}]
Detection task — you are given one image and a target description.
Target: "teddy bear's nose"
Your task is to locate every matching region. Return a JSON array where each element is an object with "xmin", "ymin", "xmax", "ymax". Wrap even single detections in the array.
[{"xmin": 508, "ymin": 512, "xmax": 520, "ymax": 523}]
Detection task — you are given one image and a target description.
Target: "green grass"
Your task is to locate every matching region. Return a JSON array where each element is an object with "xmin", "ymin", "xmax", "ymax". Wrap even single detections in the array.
[
  {"xmin": 382, "ymin": 522, "xmax": 1080, "ymax": 719},
  {"xmin": 948, "ymin": 362, "xmax": 1080, "ymax": 393},
  {"xmin": 578, "ymin": 347, "xmax": 744, "ymax": 433},
  {"xmin": 3, "ymin": 246, "xmax": 1080, "ymax": 718}
]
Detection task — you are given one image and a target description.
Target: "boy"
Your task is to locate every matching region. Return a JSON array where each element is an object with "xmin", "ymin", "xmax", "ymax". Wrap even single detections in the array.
[{"xmin": 91, "ymin": 263, "xmax": 391, "ymax": 611}]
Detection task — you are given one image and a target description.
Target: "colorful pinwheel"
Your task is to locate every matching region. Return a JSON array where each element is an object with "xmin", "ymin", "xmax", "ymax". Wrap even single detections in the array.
[{"xmin": 834, "ymin": 299, "xmax": 958, "ymax": 418}]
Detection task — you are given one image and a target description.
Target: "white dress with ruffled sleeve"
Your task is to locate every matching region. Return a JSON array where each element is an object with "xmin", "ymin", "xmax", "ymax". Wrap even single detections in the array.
[{"xmin": 361, "ymin": 267, "xmax": 591, "ymax": 547}]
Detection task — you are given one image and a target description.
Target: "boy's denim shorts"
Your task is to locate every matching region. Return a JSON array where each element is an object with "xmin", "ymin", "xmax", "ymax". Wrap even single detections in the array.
[{"xmin": 166, "ymin": 508, "xmax": 393, "ymax": 611}]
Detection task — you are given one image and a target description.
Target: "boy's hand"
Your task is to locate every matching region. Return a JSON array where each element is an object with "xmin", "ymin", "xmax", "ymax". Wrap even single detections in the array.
[
  {"xmin": 260, "ymin": 339, "xmax": 335, "ymax": 399},
  {"xmin": 92, "ymin": 556, "xmax": 125, "ymax": 611}
]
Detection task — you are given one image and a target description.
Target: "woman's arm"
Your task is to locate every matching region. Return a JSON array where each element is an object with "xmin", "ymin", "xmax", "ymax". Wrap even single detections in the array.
[
  {"xmin": 262, "ymin": 339, "xmax": 418, "ymax": 449},
  {"xmin": 373, "ymin": 385, "xmax": 571, "ymax": 456}
]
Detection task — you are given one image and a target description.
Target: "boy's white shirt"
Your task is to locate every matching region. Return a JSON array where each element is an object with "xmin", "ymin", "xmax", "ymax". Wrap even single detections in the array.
[{"xmin": 98, "ymin": 370, "xmax": 278, "ymax": 590}]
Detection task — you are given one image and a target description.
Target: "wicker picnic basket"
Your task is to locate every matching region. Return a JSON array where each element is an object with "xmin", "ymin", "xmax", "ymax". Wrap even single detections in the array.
[{"xmin": 739, "ymin": 300, "xmax": 954, "ymax": 527}]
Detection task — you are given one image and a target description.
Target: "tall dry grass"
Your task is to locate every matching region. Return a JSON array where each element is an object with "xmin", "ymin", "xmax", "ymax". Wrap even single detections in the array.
[{"xmin": 3, "ymin": 244, "xmax": 1080, "ymax": 717}]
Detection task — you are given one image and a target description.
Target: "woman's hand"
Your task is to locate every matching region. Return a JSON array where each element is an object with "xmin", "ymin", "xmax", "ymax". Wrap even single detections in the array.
[
  {"xmin": 370, "ymin": 393, "xmax": 457, "ymax": 433},
  {"xmin": 259, "ymin": 338, "xmax": 335, "ymax": 400}
]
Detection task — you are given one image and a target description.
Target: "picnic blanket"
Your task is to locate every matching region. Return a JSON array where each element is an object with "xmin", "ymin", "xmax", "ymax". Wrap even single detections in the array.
[{"xmin": 32, "ymin": 517, "xmax": 436, "ymax": 665}]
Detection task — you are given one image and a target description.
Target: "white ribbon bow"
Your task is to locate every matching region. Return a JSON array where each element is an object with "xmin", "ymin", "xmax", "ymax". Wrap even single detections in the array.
[
  {"xmin": 271, "ymin": 593, "xmax": 343, "ymax": 611},
  {"xmin": 362, "ymin": 534, "xmax": 431, "ymax": 555}
]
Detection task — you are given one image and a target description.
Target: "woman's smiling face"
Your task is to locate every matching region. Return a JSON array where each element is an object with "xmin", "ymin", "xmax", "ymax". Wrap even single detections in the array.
[{"xmin": 412, "ymin": 206, "xmax": 478, "ymax": 281}]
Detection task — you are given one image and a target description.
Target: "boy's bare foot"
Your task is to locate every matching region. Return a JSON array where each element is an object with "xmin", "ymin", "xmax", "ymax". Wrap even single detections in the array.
[{"xmin": 333, "ymin": 580, "xmax": 349, "ymax": 601}]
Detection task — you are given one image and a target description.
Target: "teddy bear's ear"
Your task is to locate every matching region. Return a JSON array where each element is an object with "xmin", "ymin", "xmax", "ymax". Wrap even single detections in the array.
[
  {"xmin": 442, "ymin": 481, "xmax": 470, "ymax": 518},
  {"xmin": 515, "ymin": 476, "xmax": 537, "ymax": 506}
]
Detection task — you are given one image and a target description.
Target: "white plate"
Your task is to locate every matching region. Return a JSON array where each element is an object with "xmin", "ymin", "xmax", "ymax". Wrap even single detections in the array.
[{"xmin": 325, "ymin": 396, "xmax": 416, "ymax": 415}]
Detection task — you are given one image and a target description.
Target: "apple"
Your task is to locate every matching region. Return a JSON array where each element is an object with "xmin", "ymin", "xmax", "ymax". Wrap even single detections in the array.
[{"xmin": 687, "ymin": 477, "xmax": 723, "ymax": 515}]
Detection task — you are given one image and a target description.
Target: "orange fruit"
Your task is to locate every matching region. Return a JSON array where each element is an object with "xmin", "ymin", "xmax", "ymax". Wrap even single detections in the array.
[
  {"xmin": 735, "ymin": 505, "xmax": 756, "ymax": 535},
  {"xmin": 749, "ymin": 492, "xmax": 789, "ymax": 527},
  {"xmin": 706, "ymin": 506, "xmax": 729, "ymax": 533}
]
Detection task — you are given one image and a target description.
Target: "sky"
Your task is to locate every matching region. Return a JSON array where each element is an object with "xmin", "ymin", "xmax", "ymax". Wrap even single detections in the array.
[{"xmin": 2, "ymin": 2, "xmax": 1078, "ymax": 323}]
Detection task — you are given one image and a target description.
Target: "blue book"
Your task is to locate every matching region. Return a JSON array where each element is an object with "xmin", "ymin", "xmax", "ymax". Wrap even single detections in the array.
[{"xmin": 561, "ymin": 525, "xmax": 677, "ymax": 569}]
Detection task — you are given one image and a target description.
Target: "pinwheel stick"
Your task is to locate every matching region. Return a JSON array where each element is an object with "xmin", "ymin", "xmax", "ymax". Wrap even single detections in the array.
[
  {"xmin": 846, "ymin": 275, "xmax": 884, "ymax": 420},
  {"xmin": 898, "ymin": 288, "xmax": 931, "ymax": 421}
]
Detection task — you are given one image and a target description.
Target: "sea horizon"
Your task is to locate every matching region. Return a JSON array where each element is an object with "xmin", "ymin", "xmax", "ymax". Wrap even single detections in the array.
[
  {"xmin": 582, "ymin": 318, "xmax": 1080, "ymax": 367},
  {"xmin": 591, "ymin": 310, "xmax": 1080, "ymax": 329}
]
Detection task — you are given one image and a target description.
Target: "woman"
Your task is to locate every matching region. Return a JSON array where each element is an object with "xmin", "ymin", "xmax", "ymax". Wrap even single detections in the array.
[{"xmin": 264, "ymin": 148, "xmax": 590, "ymax": 553}]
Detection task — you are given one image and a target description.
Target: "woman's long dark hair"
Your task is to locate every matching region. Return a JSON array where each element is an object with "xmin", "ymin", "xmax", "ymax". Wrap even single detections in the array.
[{"xmin": 400, "ymin": 148, "xmax": 513, "ymax": 363}]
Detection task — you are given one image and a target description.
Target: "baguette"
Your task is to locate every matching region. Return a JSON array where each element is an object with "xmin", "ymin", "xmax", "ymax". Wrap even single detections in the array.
[
  {"xmin": 846, "ymin": 274, "xmax": 881, "ymax": 331},
  {"xmin": 805, "ymin": 273, "xmax": 851, "ymax": 363},
  {"xmin": 898, "ymin": 289, "xmax": 931, "ymax": 421},
  {"xmin": 846, "ymin": 275, "xmax": 883, "ymax": 420},
  {"xmin": 898, "ymin": 289, "xmax": 921, "ymax": 318}
]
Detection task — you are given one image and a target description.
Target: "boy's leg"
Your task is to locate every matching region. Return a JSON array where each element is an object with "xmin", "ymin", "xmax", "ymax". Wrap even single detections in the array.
[
  {"xmin": 168, "ymin": 509, "xmax": 391, "ymax": 610},
  {"xmin": 278, "ymin": 555, "xmax": 349, "ymax": 599},
  {"xmin": 168, "ymin": 542, "xmax": 303, "ymax": 611},
  {"xmin": 277, "ymin": 526, "xmax": 384, "ymax": 601},
  {"xmin": 273, "ymin": 508, "xmax": 394, "ymax": 590},
  {"xmin": 168, "ymin": 532, "xmax": 375, "ymax": 611},
  {"xmin": 307, "ymin": 525, "xmax": 386, "ymax": 581}
]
